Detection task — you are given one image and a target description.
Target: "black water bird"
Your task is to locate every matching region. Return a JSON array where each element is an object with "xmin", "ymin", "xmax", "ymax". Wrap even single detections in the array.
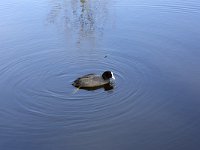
[{"xmin": 72, "ymin": 71, "xmax": 115, "ymax": 90}]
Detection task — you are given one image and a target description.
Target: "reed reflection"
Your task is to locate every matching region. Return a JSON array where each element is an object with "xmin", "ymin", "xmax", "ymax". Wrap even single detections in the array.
[{"xmin": 47, "ymin": 0, "xmax": 111, "ymax": 45}]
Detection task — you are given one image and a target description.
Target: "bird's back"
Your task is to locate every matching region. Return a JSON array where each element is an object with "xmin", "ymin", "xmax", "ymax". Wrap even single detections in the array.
[{"xmin": 72, "ymin": 74, "xmax": 109, "ymax": 88}]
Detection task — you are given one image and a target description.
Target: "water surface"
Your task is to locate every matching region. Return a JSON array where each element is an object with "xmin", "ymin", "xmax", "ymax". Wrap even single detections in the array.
[{"xmin": 1, "ymin": 0, "xmax": 200, "ymax": 149}]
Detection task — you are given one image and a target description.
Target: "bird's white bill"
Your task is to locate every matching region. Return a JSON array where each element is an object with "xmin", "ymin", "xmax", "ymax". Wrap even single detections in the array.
[{"xmin": 111, "ymin": 72, "xmax": 115, "ymax": 80}]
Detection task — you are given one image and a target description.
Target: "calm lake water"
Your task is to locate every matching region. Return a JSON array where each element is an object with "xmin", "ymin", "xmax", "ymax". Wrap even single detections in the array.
[{"xmin": 1, "ymin": 0, "xmax": 200, "ymax": 149}]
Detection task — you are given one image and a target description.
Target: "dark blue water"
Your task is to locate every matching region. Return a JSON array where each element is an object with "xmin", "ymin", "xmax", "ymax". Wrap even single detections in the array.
[{"xmin": 1, "ymin": 0, "xmax": 200, "ymax": 149}]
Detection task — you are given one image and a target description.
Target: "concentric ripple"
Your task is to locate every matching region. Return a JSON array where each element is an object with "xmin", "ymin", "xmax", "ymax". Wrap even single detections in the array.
[{"xmin": 0, "ymin": 43, "xmax": 162, "ymax": 135}]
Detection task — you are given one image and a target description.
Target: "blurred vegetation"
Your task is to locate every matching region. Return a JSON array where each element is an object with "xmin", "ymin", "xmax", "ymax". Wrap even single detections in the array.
[{"xmin": 47, "ymin": 0, "xmax": 112, "ymax": 45}]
